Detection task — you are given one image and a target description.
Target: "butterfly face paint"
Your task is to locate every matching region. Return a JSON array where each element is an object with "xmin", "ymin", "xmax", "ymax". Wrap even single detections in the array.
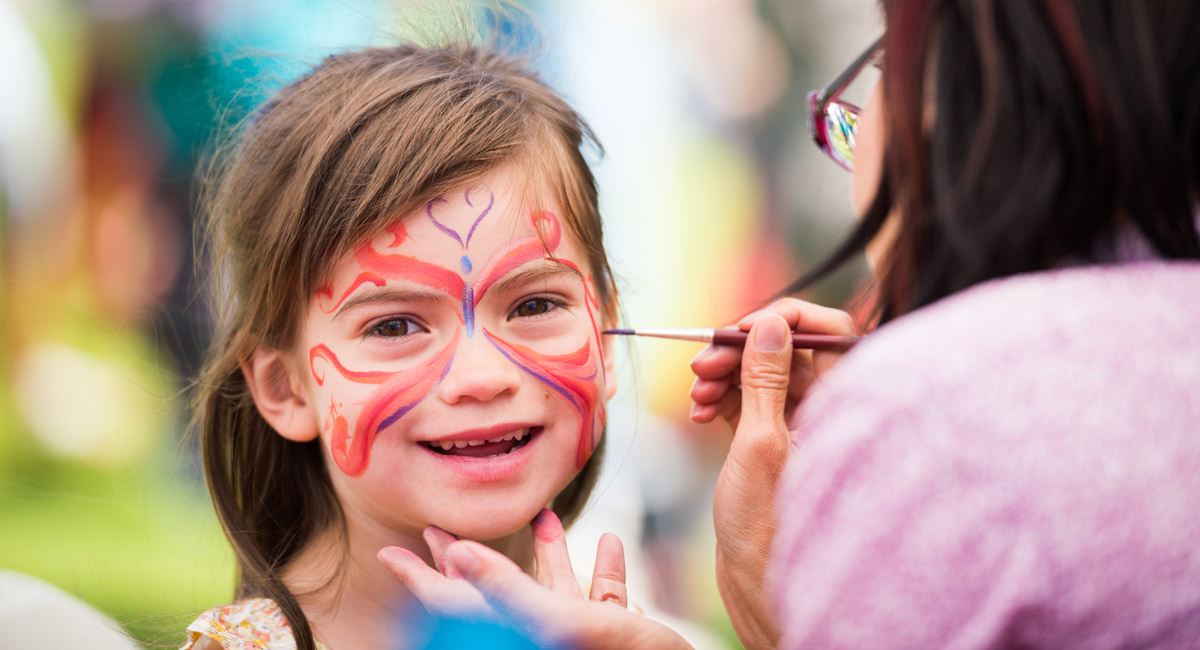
[{"xmin": 300, "ymin": 177, "xmax": 609, "ymax": 499}]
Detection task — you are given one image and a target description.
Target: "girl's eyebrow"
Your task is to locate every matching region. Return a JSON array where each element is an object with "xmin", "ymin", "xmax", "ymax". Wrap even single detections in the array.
[
  {"xmin": 333, "ymin": 287, "xmax": 449, "ymax": 320},
  {"xmin": 488, "ymin": 261, "xmax": 582, "ymax": 297}
]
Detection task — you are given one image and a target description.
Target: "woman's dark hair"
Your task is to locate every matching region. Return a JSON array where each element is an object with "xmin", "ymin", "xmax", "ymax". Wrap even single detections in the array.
[
  {"xmin": 193, "ymin": 43, "xmax": 616, "ymax": 650},
  {"xmin": 788, "ymin": 0, "xmax": 1200, "ymax": 323}
]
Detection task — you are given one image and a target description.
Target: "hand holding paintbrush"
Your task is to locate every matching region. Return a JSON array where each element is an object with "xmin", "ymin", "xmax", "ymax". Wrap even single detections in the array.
[
  {"xmin": 671, "ymin": 303, "xmax": 858, "ymax": 648},
  {"xmin": 656, "ymin": 299, "xmax": 862, "ymax": 427},
  {"xmin": 603, "ymin": 327, "xmax": 861, "ymax": 351}
]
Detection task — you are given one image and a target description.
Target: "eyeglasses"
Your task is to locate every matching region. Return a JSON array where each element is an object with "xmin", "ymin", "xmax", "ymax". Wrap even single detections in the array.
[{"xmin": 806, "ymin": 36, "xmax": 884, "ymax": 172}]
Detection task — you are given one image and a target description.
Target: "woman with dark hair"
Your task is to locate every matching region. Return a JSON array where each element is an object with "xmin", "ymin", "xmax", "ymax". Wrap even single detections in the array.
[{"xmin": 385, "ymin": 1, "xmax": 1200, "ymax": 648}]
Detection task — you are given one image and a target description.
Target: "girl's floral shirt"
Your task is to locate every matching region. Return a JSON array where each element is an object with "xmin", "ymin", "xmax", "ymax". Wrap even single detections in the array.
[{"xmin": 181, "ymin": 598, "xmax": 329, "ymax": 650}]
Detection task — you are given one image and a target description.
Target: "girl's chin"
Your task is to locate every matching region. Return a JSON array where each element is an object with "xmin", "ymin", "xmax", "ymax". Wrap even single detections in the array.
[{"xmin": 429, "ymin": 502, "xmax": 547, "ymax": 542}]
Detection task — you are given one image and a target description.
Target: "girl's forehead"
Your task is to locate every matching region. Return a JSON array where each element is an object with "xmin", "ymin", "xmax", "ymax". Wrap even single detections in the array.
[
  {"xmin": 380, "ymin": 185, "xmax": 543, "ymax": 250},
  {"xmin": 319, "ymin": 183, "xmax": 590, "ymax": 286}
]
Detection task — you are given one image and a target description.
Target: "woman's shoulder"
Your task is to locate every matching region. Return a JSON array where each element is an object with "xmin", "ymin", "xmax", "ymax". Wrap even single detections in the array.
[
  {"xmin": 793, "ymin": 260, "xmax": 1200, "ymax": 465},
  {"xmin": 791, "ymin": 259, "xmax": 1200, "ymax": 490},
  {"xmin": 181, "ymin": 598, "xmax": 327, "ymax": 650},
  {"xmin": 826, "ymin": 260, "xmax": 1200, "ymax": 391}
]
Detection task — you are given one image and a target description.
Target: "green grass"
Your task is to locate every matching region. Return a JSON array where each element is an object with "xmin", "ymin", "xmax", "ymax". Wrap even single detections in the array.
[{"xmin": 0, "ymin": 454, "xmax": 235, "ymax": 647}]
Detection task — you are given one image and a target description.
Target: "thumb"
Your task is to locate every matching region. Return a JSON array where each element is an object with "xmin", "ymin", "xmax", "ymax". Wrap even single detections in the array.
[{"xmin": 734, "ymin": 314, "xmax": 793, "ymax": 469}]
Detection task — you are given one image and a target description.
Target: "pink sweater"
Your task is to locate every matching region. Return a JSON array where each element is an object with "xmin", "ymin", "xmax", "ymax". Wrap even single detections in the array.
[{"xmin": 773, "ymin": 261, "xmax": 1200, "ymax": 649}]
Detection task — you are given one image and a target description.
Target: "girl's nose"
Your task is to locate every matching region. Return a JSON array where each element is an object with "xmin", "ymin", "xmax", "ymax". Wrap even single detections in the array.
[{"xmin": 435, "ymin": 333, "xmax": 523, "ymax": 404}]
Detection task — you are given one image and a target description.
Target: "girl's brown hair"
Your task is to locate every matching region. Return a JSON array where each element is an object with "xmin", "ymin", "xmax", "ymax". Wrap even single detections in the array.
[{"xmin": 194, "ymin": 42, "xmax": 616, "ymax": 650}]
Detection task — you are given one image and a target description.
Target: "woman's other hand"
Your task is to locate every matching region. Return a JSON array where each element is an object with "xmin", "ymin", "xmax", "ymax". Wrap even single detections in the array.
[
  {"xmin": 689, "ymin": 299, "xmax": 855, "ymax": 650},
  {"xmin": 379, "ymin": 510, "xmax": 690, "ymax": 649}
]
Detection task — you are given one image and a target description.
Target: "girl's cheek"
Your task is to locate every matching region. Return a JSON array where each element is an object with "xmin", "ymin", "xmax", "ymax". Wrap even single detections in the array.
[{"xmin": 507, "ymin": 325, "xmax": 589, "ymax": 355}]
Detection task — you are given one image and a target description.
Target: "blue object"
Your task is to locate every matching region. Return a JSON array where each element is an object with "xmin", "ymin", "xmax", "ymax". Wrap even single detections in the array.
[{"xmin": 418, "ymin": 617, "xmax": 552, "ymax": 650}]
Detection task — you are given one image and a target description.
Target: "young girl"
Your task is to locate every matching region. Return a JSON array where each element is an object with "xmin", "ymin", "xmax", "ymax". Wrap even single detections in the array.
[{"xmin": 184, "ymin": 41, "xmax": 620, "ymax": 650}]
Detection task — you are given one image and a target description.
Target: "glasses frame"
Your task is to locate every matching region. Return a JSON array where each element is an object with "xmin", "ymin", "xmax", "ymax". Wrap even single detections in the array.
[{"xmin": 806, "ymin": 36, "xmax": 885, "ymax": 172}]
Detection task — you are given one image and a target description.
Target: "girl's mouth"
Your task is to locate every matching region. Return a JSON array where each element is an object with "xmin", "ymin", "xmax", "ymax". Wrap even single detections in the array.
[{"xmin": 422, "ymin": 427, "xmax": 541, "ymax": 458}]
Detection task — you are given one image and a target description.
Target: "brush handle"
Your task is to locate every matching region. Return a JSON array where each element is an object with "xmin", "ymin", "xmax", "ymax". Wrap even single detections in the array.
[{"xmin": 710, "ymin": 329, "xmax": 862, "ymax": 351}]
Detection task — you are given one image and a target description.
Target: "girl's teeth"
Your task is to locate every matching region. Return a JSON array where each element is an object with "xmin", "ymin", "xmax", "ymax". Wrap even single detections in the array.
[
  {"xmin": 428, "ymin": 428, "xmax": 533, "ymax": 451},
  {"xmin": 484, "ymin": 428, "xmax": 529, "ymax": 444}
]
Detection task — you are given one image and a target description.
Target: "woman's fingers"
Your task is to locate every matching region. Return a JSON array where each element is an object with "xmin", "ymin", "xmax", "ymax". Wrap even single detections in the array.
[
  {"xmin": 423, "ymin": 526, "xmax": 461, "ymax": 578},
  {"xmin": 692, "ymin": 299, "xmax": 854, "ymax": 426},
  {"xmin": 690, "ymin": 344, "xmax": 744, "ymax": 380},
  {"xmin": 444, "ymin": 541, "xmax": 564, "ymax": 633},
  {"xmin": 690, "ymin": 375, "xmax": 734, "ymax": 405},
  {"xmin": 588, "ymin": 533, "xmax": 628, "ymax": 608},
  {"xmin": 731, "ymin": 315, "xmax": 793, "ymax": 468},
  {"xmin": 445, "ymin": 540, "xmax": 697, "ymax": 650},
  {"xmin": 377, "ymin": 546, "xmax": 491, "ymax": 619},
  {"xmin": 739, "ymin": 297, "xmax": 856, "ymax": 336},
  {"xmin": 530, "ymin": 509, "xmax": 583, "ymax": 598}
]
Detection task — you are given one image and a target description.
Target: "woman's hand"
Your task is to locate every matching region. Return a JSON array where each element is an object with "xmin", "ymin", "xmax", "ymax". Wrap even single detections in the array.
[
  {"xmin": 689, "ymin": 298, "xmax": 855, "ymax": 430},
  {"xmin": 379, "ymin": 510, "xmax": 691, "ymax": 650},
  {"xmin": 689, "ymin": 298, "xmax": 855, "ymax": 650}
]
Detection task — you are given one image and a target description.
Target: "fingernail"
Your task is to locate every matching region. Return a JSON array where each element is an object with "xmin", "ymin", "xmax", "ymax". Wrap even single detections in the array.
[
  {"xmin": 689, "ymin": 402, "xmax": 701, "ymax": 420},
  {"xmin": 755, "ymin": 316, "xmax": 788, "ymax": 351},
  {"xmin": 532, "ymin": 508, "xmax": 564, "ymax": 542},
  {"xmin": 447, "ymin": 543, "xmax": 479, "ymax": 575}
]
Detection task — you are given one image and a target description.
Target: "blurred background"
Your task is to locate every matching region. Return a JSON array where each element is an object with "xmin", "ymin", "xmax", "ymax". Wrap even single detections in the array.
[{"xmin": 0, "ymin": 0, "xmax": 878, "ymax": 646}]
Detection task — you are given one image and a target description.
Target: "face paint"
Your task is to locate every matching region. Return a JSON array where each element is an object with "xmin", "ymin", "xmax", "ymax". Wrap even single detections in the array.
[
  {"xmin": 472, "ymin": 211, "xmax": 605, "ymax": 469},
  {"xmin": 317, "ymin": 249, "xmax": 466, "ymax": 317},
  {"xmin": 310, "ymin": 331, "xmax": 461, "ymax": 476},
  {"xmin": 482, "ymin": 332, "xmax": 604, "ymax": 469},
  {"xmin": 305, "ymin": 186, "xmax": 607, "ymax": 478},
  {"xmin": 471, "ymin": 211, "xmax": 563, "ymax": 304}
]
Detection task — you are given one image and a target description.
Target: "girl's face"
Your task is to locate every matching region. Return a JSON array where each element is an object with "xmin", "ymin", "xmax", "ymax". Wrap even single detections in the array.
[{"xmin": 295, "ymin": 168, "xmax": 614, "ymax": 540}]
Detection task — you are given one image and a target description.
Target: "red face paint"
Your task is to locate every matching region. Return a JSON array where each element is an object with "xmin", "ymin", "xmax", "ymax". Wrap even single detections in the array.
[
  {"xmin": 481, "ymin": 330, "xmax": 604, "ymax": 470},
  {"xmin": 386, "ymin": 221, "xmax": 413, "ymax": 248},
  {"xmin": 471, "ymin": 211, "xmax": 563, "ymax": 305},
  {"xmin": 311, "ymin": 330, "xmax": 462, "ymax": 476},
  {"xmin": 471, "ymin": 210, "xmax": 607, "ymax": 469}
]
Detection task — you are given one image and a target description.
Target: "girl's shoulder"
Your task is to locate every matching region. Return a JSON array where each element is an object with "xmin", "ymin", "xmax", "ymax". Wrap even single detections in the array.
[{"xmin": 180, "ymin": 597, "xmax": 328, "ymax": 650}]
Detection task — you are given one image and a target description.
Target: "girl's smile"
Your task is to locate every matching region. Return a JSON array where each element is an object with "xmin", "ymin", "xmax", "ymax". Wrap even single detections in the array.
[
  {"xmin": 293, "ymin": 168, "xmax": 615, "ymax": 539},
  {"xmin": 417, "ymin": 423, "xmax": 544, "ymax": 482}
]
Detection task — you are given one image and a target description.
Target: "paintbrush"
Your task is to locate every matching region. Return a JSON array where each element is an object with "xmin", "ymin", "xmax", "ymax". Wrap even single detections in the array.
[{"xmin": 603, "ymin": 328, "xmax": 862, "ymax": 351}]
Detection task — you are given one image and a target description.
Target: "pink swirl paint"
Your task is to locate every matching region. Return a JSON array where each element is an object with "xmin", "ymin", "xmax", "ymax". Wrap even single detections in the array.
[{"xmin": 313, "ymin": 330, "xmax": 461, "ymax": 476}]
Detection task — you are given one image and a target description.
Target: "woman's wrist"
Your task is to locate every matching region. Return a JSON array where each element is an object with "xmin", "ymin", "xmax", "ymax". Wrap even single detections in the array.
[{"xmin": 715, "ymin": 544, "xmax": 780, "ymax": 650}]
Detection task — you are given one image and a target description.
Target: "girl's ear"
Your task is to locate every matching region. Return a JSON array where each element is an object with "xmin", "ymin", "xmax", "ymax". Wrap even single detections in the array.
[{"xmin": 241, "ymin": 348, "xmax": 320, "ymax": 442}]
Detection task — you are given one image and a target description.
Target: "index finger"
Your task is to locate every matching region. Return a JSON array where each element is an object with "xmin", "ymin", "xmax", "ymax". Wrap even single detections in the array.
[
  {"xmin": 424, "ymin": 526, "xmax": 462, "ymax": 578},
  {"xmin": 739, "ymin": 298, "xmax": 856, "ymax": 335},
  {"xmin": 531, "ymin": 509, "xmax": 583, "ymax": 598}
]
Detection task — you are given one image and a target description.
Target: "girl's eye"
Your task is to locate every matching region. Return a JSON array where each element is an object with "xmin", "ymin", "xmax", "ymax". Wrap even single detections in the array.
[
  {"xmin": 511, "ymin": 297, "xmax": 564, "ymax": 319},
  {"xmin": 370, "ymin": 317, "xmax": 423, "ymax": 338}
]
